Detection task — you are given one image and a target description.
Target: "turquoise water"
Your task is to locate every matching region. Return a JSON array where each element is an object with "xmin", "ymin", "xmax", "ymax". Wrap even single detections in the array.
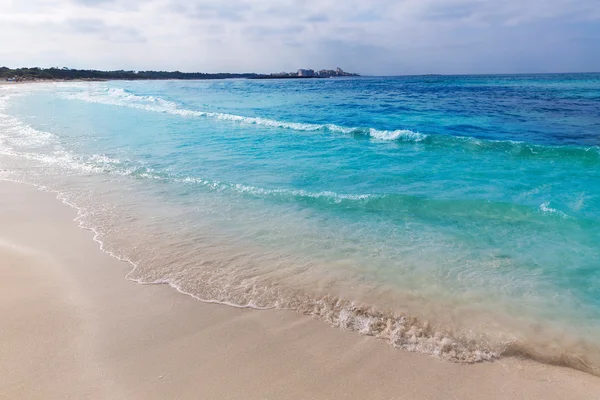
[{"xmin": 1, "ymin": 75, "xmax": 599, "ymax": 373}]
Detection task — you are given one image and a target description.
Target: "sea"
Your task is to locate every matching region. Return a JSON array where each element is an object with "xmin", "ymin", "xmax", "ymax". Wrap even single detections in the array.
[{"xmin": 1, "ymin": 74, "xmax": 599, "ymax": 374}]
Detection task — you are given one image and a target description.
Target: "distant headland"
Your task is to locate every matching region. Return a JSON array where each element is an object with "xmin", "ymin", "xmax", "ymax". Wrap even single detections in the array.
[
  {"xmin": 0, "ymin": 67, "xmax": 257, "ymax": 82},
  {"xmin": 250, "ymin": 67, "xmax": 360, "ymax": 79},
  {"xmin": 1, "ymin": 66, "xmax": 358, "ymax": 82}
]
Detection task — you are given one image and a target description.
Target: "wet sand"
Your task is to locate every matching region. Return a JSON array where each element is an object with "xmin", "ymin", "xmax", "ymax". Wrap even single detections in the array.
[{"xmin": 1, "ymin": 180, "xmax": 599, "ymax": 400}]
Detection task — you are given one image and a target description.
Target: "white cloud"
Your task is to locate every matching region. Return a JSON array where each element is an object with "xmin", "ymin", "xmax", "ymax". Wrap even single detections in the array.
[{"xmin": 0, "ymin": 0, "xmax": 598, "ymax": 74}]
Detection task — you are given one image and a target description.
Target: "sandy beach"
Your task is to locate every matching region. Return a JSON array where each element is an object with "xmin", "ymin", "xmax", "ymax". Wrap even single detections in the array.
[{"xmin": 0, "ymin": 180, "xmax": 599, "ymax": 399}]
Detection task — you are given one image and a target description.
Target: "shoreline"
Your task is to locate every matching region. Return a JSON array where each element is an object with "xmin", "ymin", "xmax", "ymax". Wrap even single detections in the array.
[
  {"xmin": 2, "ymin": 179, "xmax": 600, "ymax": 399},
  {"xmin": 2, "ymin": 80, "xmax": 600, "ymax": 380}
]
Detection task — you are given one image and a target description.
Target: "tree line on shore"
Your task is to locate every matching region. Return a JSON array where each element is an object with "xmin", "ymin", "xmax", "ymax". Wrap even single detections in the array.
[{"xmin": 0, "ymin": 67, "xmax": 258, "ymax": 81}]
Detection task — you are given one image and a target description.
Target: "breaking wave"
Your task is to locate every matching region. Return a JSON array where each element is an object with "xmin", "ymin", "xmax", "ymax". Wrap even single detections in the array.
[
  {"xmin": 61, "ymin": 87, "xmax": 600, "ymax": 160},
  {"xmin": 63, "ymin": 87, "xmax": 427, "ymax": 142},
  {"xmin": 0, "ymin": 106, "xmax": 589, "ymax": 225}
]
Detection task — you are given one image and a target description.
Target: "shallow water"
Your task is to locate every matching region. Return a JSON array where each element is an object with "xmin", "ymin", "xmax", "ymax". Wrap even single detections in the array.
[{"xmin": 1, "ymin": 75, "xmax": 600, "ymax": 373}]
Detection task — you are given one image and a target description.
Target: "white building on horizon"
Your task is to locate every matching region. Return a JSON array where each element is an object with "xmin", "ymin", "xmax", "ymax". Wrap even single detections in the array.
[{"xmin": 298, "ymin": 69, "xmax": 315, "ymax": 77}]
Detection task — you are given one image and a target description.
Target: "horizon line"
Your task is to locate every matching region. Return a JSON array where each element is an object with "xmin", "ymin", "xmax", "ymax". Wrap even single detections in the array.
[{"xmin": 3, "ymin": 66, "xmax": 599, "ymax": 78}]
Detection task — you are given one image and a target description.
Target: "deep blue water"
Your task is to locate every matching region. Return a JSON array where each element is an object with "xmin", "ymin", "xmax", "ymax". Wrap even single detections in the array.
[{"xmin": 1, "ymin": 74, "xmax": 599, "ymax": 372}]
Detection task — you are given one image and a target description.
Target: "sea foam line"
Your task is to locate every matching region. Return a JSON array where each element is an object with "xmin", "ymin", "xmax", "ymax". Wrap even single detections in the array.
[
  {"xmin": 0, "ymin": 105, "xmax": 379, "ymax": 204},
  {"xmin": 6, "ymin": 171, "xmax": 600, "ymax": 376},
  {"xmin": 0, "ymin": 175, "xmax": 501, "ymax": 366},
  {"xmin": 0, "ymin": 107, "xmax": 587, "ymax": 218},
  {"xmin": 10, "ymin": 84, "xmax": 600, "ymax": 158},
  {"xmin": 63, "ymin": 87, "xmax": 427, "ymax": 142}
]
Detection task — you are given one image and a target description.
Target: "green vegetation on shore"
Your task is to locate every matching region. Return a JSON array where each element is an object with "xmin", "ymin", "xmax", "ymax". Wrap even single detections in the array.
[{"xmin": 0, "ymin": 67, "xmax": 257, "ymax": 81}]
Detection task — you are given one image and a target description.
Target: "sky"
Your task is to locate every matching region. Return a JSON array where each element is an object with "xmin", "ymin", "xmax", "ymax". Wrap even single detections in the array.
[{"xmin": 1, "ymin": 0, "xmax": 599, "ymax": 75}]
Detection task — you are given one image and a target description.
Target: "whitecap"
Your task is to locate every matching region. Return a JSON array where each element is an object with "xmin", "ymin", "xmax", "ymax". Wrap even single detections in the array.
[
  {"xmin": 62, "ymin": 86, "xmax": 427, "ymax": 142},
  {"xmin": 539, "ymin": 202, "xmax": 568, "ymax": 218}
]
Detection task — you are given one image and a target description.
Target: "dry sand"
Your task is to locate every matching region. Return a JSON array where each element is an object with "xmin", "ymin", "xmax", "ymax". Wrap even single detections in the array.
[{"xmin": 1, "ymin": 180, "xmax": 599, "ymax": 400}]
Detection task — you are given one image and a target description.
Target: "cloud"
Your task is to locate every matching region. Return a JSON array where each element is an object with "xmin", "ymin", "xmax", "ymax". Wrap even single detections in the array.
[
  {"xmin": 304, "ymin": 14, "xmax": 329, "ymax": 23},
  {"xmin": 64, "ymin": 17, "xmax": 146, "ymax": 42},
  {"xmin": 66, "ymin": 17, "xmax": 107, "ymax": 33},
  {"xmin": 0, "ymin": 0, "xmax": 598, "ymax": 74},
  {"xmin": 243, "ymin": 25, "xmax": 306, "ymax": 37},
  {"xmin": 170, "ymin": 0, "xmax": 252, "ymax": 21},
  {"xmin": 71, "ymin": 0, "xmax": 115, "ymax": 6}
]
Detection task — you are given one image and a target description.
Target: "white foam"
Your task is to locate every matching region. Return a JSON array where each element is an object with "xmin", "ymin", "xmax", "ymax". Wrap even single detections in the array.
[
  {"xmin": 0, "ymin": 117, "xmax": 57, "ymax": 149},
  {"xmin": 368, "ymin": 128, "xmax": 427, "ymax": 142},
  {"xmin": 0, "ymin": 108, "xmax": 377, "ymax": 204},
  {"xmin": 63, "ymin": 86, "xmax": 426, "ymax": 142},
  {"xmin": 540, "ymin": 202, "xmax": 568, "ymax": 218},
  {"xmin": 0, "ymin": 93, "xmax": 61, "ymax": 160},
  {"xmin": 0, "ymin": 91, "xmax": 152, "ymax": 177},
  {"xmin": 179, "ymin": 177, "xmax": 377, "ymax": 202}
]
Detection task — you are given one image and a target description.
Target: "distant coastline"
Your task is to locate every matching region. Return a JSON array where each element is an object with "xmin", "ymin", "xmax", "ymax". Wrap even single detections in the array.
[{"xmin": 1, "ymin": 66, "xmax": 358, "ymax": 82}]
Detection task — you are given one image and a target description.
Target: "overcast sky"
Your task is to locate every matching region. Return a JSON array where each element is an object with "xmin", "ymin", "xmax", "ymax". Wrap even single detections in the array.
[{"xmin": 1, "ymin": 0, "xmax": 599, "ymax": 75}]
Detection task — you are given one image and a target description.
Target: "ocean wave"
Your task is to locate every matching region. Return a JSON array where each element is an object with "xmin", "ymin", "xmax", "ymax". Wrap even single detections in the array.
[
  {"xmin": 0, "ymin": 115, "xmax": 57, "ymax": 149},
  {"xmin": 0, "ymin": 121, "xmax": 582, "ymax": 224},
  {"xmin": 178, "ymin": 177, "xmax": 378, "ymax": 202},
  {"xmin": 177, "ymin": 177, "xmax": 577, "ymax": 223},
  {"xmin": 61, "ymin": 86, "xmax": 600, "ymax": 160},
  {"xmin": 140, "ymin": 274, "xmax": 502, "ymax": 364},
  {"xmin": 0, "ymin": 116, "xmax": 375, "ymax": 206},
  {"xmin": 63, "ymin": 87, "xmax": 428, "ymax": 142},
  {"xmin": 0, "ymin": 118, "xmax": 585, "ymax": 228},
  {"xmin": 538, "ymin": 201, "xmax": 573, "ymax": 220},
  {"xmin": 0, "ymin": 94, "xmax": 59, "ymax": 155},
  {"xmin": 4, "ymin": 173, "xmax": 600, "ymax": 376}
]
